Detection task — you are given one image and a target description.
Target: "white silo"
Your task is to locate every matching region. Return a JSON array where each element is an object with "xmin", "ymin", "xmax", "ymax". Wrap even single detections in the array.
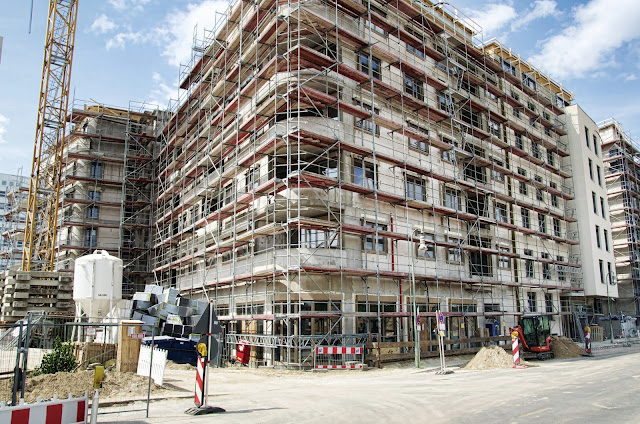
[{"xmin": 73, "ymin": 250, "xmax": 123, "ymax": 318}]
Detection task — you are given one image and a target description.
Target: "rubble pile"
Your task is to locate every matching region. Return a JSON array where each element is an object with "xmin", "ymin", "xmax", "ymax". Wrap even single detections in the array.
[{"xmin": 130, "ymin": 285, "xmax": 207, "ymax": 338}]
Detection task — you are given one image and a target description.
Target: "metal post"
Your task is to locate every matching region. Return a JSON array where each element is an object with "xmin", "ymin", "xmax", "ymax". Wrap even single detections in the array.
[
  {"xmin": 204, "ymin": 300, "xmax": 213, "ymax": 406},
  {"xmin": 607, "ymin": 273, "xmax": 614, "ymax": 343},
  {"xmin": 146, "ymin": 329, "xmax": 154, "ymax": 418},
  {"xmin": 11, "ymin": 323, "xmax": 23, "ymax": 406},
  {"xmin": 20, "ymin": 315, "xmax": 31, "ymax": 400},
  {"xmin": 409, "ymin": 229, "xmax": 420, "ymax": 368}
]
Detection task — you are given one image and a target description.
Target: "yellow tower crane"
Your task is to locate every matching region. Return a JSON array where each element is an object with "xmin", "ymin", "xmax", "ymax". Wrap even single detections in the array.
[{"xmin": 22, "ymin": 0, "xmax": 79, "ymax": 271}]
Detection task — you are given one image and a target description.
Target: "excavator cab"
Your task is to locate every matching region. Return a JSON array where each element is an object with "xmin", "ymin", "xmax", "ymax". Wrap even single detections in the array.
[{"xmin": 515, "ymin": 315, "xmax": 553, "ymax": 359}]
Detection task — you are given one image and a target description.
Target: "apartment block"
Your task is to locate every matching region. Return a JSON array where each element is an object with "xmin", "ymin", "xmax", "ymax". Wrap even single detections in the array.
[
  {"xmin": 0, "ymin": 171, "xmax": 28, "ymax": 271},
  {"xmin": 57, "ymin": 104, "xmax": 159, "ymax": 294},
  {"xmin": 599, "ymin": 119, "xmax": 640, "ymax": 317},
  {"xmin": 565, "ymin": 105, "xmax": 617, "ymax": 322},
  {"xmin": 151, "ymin": 0, "xmax": 584, "ymax": 365}
]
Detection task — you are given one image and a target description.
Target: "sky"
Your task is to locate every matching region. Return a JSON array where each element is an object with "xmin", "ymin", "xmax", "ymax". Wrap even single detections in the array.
[{"xmin": 0, "ymin": 0, "xmax": 639, "ymax": 174}]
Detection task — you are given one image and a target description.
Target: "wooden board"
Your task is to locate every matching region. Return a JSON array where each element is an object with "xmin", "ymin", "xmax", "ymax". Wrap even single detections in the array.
[{"xmin": 116, "ymin": 320, "xmax": 143, "ymax": 373}]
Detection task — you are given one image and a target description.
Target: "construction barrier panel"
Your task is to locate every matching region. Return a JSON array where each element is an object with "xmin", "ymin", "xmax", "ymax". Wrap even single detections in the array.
[
  {"xmin": 136, "ymin": 344, "xmax": 168, "ymax": 386},
  {"xmin": 194, "ymin": 356, "xmax": 205, "ymax": 407},
  {"xmin": 0, "ymin": 392, "xmax": 88, "ymax": 424},
  {"xmin": 511, "ymin": 331, "xmax": 520, "ymax": 366},
  {"xmin": 314, "ymin": 346, "xmax": 365, "ymax": 369}
]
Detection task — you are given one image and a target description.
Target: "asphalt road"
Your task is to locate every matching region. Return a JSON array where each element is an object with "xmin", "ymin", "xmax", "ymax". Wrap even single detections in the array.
[{"xmin": 99, "ymin": 345, "xmax": 640, "ymax": 424}]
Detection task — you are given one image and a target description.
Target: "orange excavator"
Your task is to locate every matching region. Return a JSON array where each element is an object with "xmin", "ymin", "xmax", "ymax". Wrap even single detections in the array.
[{"xmin": 510, "ymin": 315, "xmax": 554, "ymax": 360}]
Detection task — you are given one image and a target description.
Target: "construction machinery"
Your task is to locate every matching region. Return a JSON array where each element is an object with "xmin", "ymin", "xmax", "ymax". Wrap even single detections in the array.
[{"xmin": 510, "ymin": 315, "xmax": 554, "ymax": 360}]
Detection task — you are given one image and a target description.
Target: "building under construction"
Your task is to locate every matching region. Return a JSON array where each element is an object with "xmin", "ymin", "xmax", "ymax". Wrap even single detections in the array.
[
  {"xmin": 57, "ymin": 104, "xmax": 160, "ymax": 295},
  {"xmin": 600, "ymin": 118, "xmax": 640, "ymax": 317},
  {"xmin": 151, "ymin": 0, "xmax": 583, "ymax": 365}
]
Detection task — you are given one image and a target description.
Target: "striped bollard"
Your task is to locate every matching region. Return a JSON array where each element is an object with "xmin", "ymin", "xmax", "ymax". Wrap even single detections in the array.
[
  {"xmin": 511, "ymin": 330, "xmax": 520, "ymax": 366},
  {"xmin": 194, "ymin": 356, "xmax": 205, "ymax": 407}
]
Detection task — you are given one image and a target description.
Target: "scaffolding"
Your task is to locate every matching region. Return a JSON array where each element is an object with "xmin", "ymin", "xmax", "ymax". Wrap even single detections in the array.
[
  {"xmin": 599, "ymin": 118, "xmax": 640, "ymax": 317},
  {"xmin": 152, "ymin": 0, "xmax": 582, "ymax": 366},
  {"xmin": 58, "ymin": 102, "xmax": 160, "ymax": 294},
  {"xmin": 1, "ymin": 170, "xmax": 28, "ymax": 271}
]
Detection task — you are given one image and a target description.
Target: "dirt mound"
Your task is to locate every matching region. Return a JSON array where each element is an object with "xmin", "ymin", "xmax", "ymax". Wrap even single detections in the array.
[
  {"xmin": 551, "ymin": 336, "xmax": 585, "ymax": 359},
  {"xmin": 464, "ymin": 346, "xmax": 532, "ymax": 370},
  {"xmin": 0, "ymin": 370, "xmax": 165, "ymax": 403},
  {"xmin": 165, "ymin": 360, "xmax": 195, "ymax": 371}
]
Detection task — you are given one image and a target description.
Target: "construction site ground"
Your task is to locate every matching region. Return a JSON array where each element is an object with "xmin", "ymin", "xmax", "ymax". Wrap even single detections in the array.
[{"xmin": 95, "ymin": 341, "xmax": 640, "ymax": 423}]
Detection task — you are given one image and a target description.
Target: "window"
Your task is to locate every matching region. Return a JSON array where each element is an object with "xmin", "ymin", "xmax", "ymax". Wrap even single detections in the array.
[
  {"xmin": 84, "ymin": 228, "xmax": 97, "ymax": 248},
  {"xmin": 521, "ymin": 208, "xmax": 530, "ymax": 229},
  {"xmin": 543, "ymin": 262, "xmax": 551, "ymax": 280},
  {"xmin": 531, "ymin": 142, "xmax": 541, "ymax": 159},
  {"xmin": 88, "ymin": 190, "xmax": 100, "ymax": 201},
  {"xmin": 492, "ymin": 160, "xmax": 505, "ymax": 182},
  {"xmin": 246, "ymin": 167, "xmax": 260, "ymax": 191},
  {"xmin": 495, "ymin": 202, "xmax": 508, "ymax": 223},
  {"xmin": 607, "ymin": 262, "xmax": 613, "ymax": 284},
  {"xmin": 417, "ymin": 233, "xmax": 435, "ymax": 259},
  {"xmin": 545, "ymin": 293, "xmax": 553, "ymax": 313},
  {"xmin": 364, "ymin": 222, "xmax": 387, "ymax": 253},
  {"xmin": 354, "ymin": 102, "xmax": 380, "ymax": 134},
  {"xmin": 592, "ymin": 192, "xmax": 598, "ymax": 214},
  {"xmin": 460, "ymin": 108, "xmax": 481, "ymax": 128},
  {"xmin": 550, "ymin": 182, "xmax": 558, "ymax": 207},
  {"xmin": 519, "ymin": 180, "xmax": 528, "ymax": 195},
  {"xmin": 553, "ymin": 218, "xmax": 561, "ymax": 237},
  {"xmin": 86, "ymin": 205, "xmax": 99, "ymax": 219},
  {"xmin": 502, "ymin": 59, "xmax": 516, "ymax": 76},
  {"xmin": 538, "ymin": 214, "xmax": 546, "ymax": 233},
  {"xmin": 513, "ymin": 107, "xmax": 520, "ymax": 118},
  {"xmin": 536, "ymin": 188, "xmax": 544, "ymax": 201},
  {"xmin": 366, "ymin": 5, "xmax": 387, "ymax": 35},
  {"xmin": 354, "ymin": 161, "xmax": 375, "ymax": 189},
  {"xmin": 444, "ymin": 188, "xmax": 461, "ymax": 211},
  {"xmin": 515, "ymin": 133, "xmax": 524, "ymax": 150},
  {"xmin": 498, "ymin": 247, "xmax": 511, "ymax": 268},
  {"xmin": 600, "ymin": 197, "xmax": 606, "ymax": 218},
  {"xmin": 406, "ymin": 30, "xmax": 425, "ymax": 58},
  {"xmin": 597, "ymin": 166, "xmax": 602, "ymax": 187},
  {"xmin": 464, "ymin": 164, "xmax": 486, "ymax": 183},
  {"xmin": 599, "ymin": 259, "xmax": 604, "ymax": 284},
  {"xmin": 293, "ymin": 229, "xmax": 338, "ymax": 248},
  {"xmin": 595, "ymin": 225, "xmax": 601, "ymax": 248},
  {"xmin": 408, "ymin": 122, "xmax": 429, "ymax": 153},
  {"xmin": 547, "ymin": 149, "xmax": 555, "ymax": 167},
  {"xmin": 522, "ymin": 73, "xmax": 536, "ymax": 90},
  {"xmin": 447, "ymin": 238, "xmax": 461, "ymax": 263},
  {"xmin": 604, "ymin": 229, "xmax": 609, "ymax": 251},
  {"xmin": 588, "ymin": 159, "xmax": 594, "ymax": 181},
  {"xmin": 438, "ymin": 94, "xmax": 451, "ymax": 112},
  {"xmin": 442, "ymin": 149, "xmax": 456, "ymax": 163},
  {"xmin": 488, "ymin": 120, "xmax": 500, "ymax": 137},
  {"xmin": 90, "ymin": 161, "xmax": 102, "ymax": 179},
  {"xmin": 557, "ymin": 256, "xmax": 566, "ymax": 281},
  {"xmin": 593, "ymin": 134, "xmax": 599, "ymax": 156},
  {"xmin": 404, "ymin": 74, "xmax": 424, "ymax": 100},
  {"xmin": 527, "ymin": 292, "xmax": 537, "ymax": 312},
  {"xmin": 585, "ymin": 126, "xmax": 590, "ymax": 148},
  {"xmin": 359, "ymin": 53, "xmax": 381, "ymax": 80},
  {"xmin": 405, "ymin": 175, "xmax": 426, "ymax": 201}
]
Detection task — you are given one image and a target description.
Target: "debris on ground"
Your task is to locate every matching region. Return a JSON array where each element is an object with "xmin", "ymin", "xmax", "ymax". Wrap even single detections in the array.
[
  {"xmin": 0, "ymin": 370, "xmax": 165, "ymax": 403},
  {"xmin": 164, "ymin": 360, "xmax": 195, "ymax": 371},
  {"xmin": 463, "ymin": 346, "xmax": 532, "ymax": 370},
  {"xmin": 551, "ymin": 336, "xmax": 585, "ymax": 359}
]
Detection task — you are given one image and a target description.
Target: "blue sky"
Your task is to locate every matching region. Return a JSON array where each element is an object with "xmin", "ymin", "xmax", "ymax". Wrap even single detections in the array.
[{"xmin": 0, "ymin": 0, "xmax": 639, "ymax": 174}]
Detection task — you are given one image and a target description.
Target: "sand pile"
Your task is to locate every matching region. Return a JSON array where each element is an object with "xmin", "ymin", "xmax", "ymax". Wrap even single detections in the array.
[
  {"xmin": 0, "ymin": 370, "xmax": 165, "ymax": 403},
  {"xmin": 464, "ymin": 346, "xmax": 516, "ymax": 370},
  {"xmin": 165, "ymin": 360, "xmax": 195, "ymax": 371},
  {"xmin": 551, "ymin": 336, "xmax": 585, "ymax": 359}
]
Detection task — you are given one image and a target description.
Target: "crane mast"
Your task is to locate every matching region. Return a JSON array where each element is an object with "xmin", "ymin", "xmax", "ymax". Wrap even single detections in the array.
[{"xmin": 22, "ymin": 0, "xmax": 78, "ymax": 271}]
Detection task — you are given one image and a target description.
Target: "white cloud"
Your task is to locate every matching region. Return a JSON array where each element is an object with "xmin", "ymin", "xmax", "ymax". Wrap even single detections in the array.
[
  {"xmin": 160, "ymin": 1, "xmax": 228, "ymax": 67},
  {"xmin": 90, "ymin": 14, "xmax": 117, "ymax": 34},
  {"xmin": 148, "ymin": 72, "xmax": 177, "ymax": 107},
  {"xmin": 623, "ymin": 73, "xmax": 638, "ymax": 81},
  {"xmin": 468, "ymin": 3, "xmax": 517, "ymax": 36},
  {"xmin": 0, "ymin": 114, "xmax": 9, "ymax": 144},
  {"xmin": 105, "ymin": 1, "xmax": 227, "ymax": 68},
  {"xmin": 530, "ymin": 0, "xmax": 640, "ymax": 80},
  {"xmin": 511, "ymin": 1, "xmax": 557, "ymax": 31},
  {"xmin": 108, "ymin": 0, "xmax": 151, "ymax": 12}
]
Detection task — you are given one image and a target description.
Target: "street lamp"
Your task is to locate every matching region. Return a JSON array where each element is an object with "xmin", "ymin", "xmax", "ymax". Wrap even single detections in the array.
[
  {"xmin": 410, "ymin": 230, "xmax": 428, "ymax": 368},
  {"xmin": 606, "ymin": 272, "xmax": 616, "ymax": 344}
]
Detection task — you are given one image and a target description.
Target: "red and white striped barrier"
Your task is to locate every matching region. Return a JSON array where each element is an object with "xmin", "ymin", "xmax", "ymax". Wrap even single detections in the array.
[
  {"xmin": 315, "ymin": 346, "xmax": 363, "ymax": 355},
  {"xmin": 313, "ymin": 345, "xmax": 365, "ymax": 370},
  {"xmin": 194, "ymin": 356, "xmax": 205, "ymax": 407},
  {"xmin": 511, "ymin": 331, "xmax": 520, "ymax": 366},
  {"xmin": 0, "ymin": 392, "xmax": 88, "ymax": 424}
]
